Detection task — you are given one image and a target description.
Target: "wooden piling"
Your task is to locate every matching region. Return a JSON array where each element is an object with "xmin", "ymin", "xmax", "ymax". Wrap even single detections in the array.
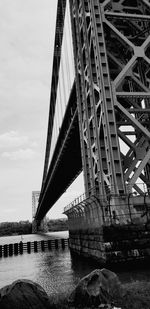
[
  {"xmin": 48, "ymin": 239, "xmax": 51, "ymax": 250},
  {"xmin": 4, "ymin": 244, "xmax": 8, "ymax": 257},
  {"xmin": 27, "ymin": 242, "xmax": 31, "ymax": 253},
  {"xmin": 55, "ymin": 239, "xmax": 58, "ymax": 249},
  {"xmin": 14, "ymin": 243, "xmax": 18, "ymax": 255},
  {"xmin": 61, "ymin": 238, "xmax": 65, "ymax": 249},
  {"xmin": 0, "ymin": 238, "xmax": 69, "ymax": 258},
  {"xmin": 9, "ymin": 244, "xmax": 13, "ymax": 256},
  {"xmin": 34, "ymin": 241, "xmax": 38, "ymax": 252},
  {"xmin": 41, "ymin": 240, "xmax": 45, "ymax": 251},
  {"xmin": 19, "ymin": 241, "xmax": 23, "ymax": 254}
]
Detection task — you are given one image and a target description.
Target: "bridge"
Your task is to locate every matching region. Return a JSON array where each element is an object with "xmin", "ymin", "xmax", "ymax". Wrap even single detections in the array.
[{"xmin": 34, "ymin": 0, "xmax": 150, "ymax": 264}]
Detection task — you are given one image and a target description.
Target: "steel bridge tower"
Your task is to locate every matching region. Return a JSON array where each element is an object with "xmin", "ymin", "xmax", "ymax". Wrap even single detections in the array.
[
  {"xmin": 36, "ymin": 0, "xmax": 150, "ymax": 263},
  {"xmin": 68, "ymin": 0, "xmax": 150, "ymax": 202},
  {"xmin": 62, "ymin": 0, "xmax": 150, "ymax": 263}
]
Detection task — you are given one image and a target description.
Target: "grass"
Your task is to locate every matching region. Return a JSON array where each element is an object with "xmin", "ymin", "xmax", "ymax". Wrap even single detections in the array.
[
  {"xmin": 117, "ymin": 281, "xmax": 150, "ymax": 309},
  {"xmin": 48, "ymin": 281, "xmax": 150, "ymax": 309}
]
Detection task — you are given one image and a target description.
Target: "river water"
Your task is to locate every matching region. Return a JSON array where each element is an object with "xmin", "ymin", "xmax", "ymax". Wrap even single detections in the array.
[{"xmin": 0, "ymin": 231, "xmax": 150, "ymax": 297}]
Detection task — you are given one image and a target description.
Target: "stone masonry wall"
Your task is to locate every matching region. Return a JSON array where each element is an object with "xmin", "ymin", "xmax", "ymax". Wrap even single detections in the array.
[
  {"xmin": 103, "ymin": 223, "xmax": 150, "ymax": 264},
  {"xmin": 69, "ymin": 223, "xmax": 150, "ymax": 265},
  {"xmin": 69, "ymin": 227, "xmax": 106, "ymax": 263}
]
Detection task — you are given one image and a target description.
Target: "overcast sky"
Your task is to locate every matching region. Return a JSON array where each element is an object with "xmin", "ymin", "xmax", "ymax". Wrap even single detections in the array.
[{"xmin": 0, "ymin": 0, "xmax": 84, "ymax": 223}]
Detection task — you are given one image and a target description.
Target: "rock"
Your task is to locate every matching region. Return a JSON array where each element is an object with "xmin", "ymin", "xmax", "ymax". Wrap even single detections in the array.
[
  {"xmin": 0, "ymin": 279, "xmax": 51, "ymax": 309},
  {"xmin": 69, "ymin": 268, "xmax": 123, "ymax": 307}
]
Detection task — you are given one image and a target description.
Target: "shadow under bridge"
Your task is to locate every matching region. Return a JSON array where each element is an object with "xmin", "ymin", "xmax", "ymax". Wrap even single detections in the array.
[{"xmin": 35, "ymin": 86, "xmax": 82, "ymax": 221}]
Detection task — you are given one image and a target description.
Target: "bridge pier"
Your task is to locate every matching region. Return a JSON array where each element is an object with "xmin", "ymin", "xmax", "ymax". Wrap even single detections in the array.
[
  {"xmin": 64, "ymin": 195, "xmax": 106, "ymax": 263},
  {"xmin": 32, "ymin": 218, "xmax": 48, "ymax": 234},
  {"xmin": 64, "ymin": 193, "xmax": 150, "ymax": 265},
  {"xmin": 32, "ymin": 219, "xmax": 39, "ymax": 233}
]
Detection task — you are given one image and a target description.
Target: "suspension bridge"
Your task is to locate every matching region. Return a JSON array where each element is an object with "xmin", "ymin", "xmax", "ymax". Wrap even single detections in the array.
[{"xmin": 33, "ymin": 0, "xmax": 150, "ymax": 264}]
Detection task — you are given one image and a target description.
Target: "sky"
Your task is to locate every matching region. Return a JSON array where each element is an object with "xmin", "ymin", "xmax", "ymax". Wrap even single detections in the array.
[{"xmin": 0, "ymin": 0, "xmax": 84, "ymax": 223}]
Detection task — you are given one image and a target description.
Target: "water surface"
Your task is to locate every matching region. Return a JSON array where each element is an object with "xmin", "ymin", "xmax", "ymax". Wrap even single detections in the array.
[{"xmin": 0, "ymin": 231, "xmax": 150, "ymax": 297}]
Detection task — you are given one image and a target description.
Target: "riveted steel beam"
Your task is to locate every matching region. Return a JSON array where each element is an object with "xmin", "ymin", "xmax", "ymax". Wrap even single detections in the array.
[{"xmin": 70, "ymin": 0, "xmax": 150, "ymax": 201}]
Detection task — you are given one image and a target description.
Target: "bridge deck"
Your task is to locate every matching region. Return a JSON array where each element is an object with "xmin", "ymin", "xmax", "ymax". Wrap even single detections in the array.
[{"xmin": 36, "ymin": 86, "xmax": 82, "ymax": 220}]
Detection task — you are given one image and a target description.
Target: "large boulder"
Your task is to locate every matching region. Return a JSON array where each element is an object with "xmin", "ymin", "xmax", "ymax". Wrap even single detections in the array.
[
  {"xmin": 69, "ymin": 268, "xmax": 123, "ymax": 307},
  {"xmin": 0, "ymin": 279, "xmax": 51, "ymax": 309}
]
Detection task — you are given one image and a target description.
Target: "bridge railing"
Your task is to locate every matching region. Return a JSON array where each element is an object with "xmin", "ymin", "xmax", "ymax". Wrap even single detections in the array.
[
  {"xmin": 64, "ymin": 184, "xmax": 150, "ymax": 226},
  {"xmin": 63, "ymin": 185, "xmax": 104, "ymax": 213},
  {"xmin": 103, "ymin": 192, "xmax": 150, "ymax": 226},
  {"xmin": 64, "ymin": 192, "xmax": 86, "ymax": 213}
]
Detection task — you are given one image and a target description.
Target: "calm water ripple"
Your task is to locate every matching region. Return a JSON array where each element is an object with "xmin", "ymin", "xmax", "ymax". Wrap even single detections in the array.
[{"xmin": 0, "ymin": 231, "xmax": 150, "ymax": 297}]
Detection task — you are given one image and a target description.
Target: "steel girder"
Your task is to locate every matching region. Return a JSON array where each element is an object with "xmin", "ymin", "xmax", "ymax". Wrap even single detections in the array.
[
  {"xmin": 70, "ymin": 0, "xmax": 150, "ymax": 200},
  {"xmin": 40, "ymin": 0, "xmax": 66, "ymax": 196}
]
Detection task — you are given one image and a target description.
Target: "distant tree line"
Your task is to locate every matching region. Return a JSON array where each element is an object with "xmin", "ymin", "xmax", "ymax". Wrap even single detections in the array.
[
  {"xmin": 0, "ymin": 218, "xmax": 68, "ymax": 236},
  {"xmin": 0, "ymin": 221, "xmax": 32, "ymax": 236},
  {"xmin": 46, "ymin": 218, "xmax": 68, "ymax": 232}
]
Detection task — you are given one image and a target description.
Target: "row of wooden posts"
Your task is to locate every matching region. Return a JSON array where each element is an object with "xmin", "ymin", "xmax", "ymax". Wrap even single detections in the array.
[{"xmin": 0, "ymin": 238, "xmax": 69, "ymax": 258}]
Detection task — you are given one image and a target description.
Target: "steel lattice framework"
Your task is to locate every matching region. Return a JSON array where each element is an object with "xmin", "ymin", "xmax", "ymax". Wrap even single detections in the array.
[
  {"xmin": 36, "ymin": 0, "xmax": 150, "ymax": 226},
  {"xmin": 70, "ymin": 0, "xmax": 150, "ymax": 202}
]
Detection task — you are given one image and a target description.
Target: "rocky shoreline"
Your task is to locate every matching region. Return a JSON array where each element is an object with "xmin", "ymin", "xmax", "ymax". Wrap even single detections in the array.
[{"xmin": 0, "ymin": 268, "xmax": 150, "ymax": 309}]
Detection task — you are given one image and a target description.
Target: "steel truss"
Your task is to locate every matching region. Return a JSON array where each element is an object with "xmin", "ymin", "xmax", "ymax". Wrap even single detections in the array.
[{"xmin": 70, "ymin": 0, "xmax": 150, "ymax": 203}]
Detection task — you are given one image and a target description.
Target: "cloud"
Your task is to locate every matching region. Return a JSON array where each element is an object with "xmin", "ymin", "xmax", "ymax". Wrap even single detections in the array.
[
  {"xmin": 0, "ymin": 131, "xmax": 29, "ymax": 148},
  {"xmin": 3, "ymin": 208, "xmax": 17, "ymax": 213},
  {"xmin": 0, "ymin": 130, "xmax": 38, "ymax": 151},
  {"xmin": 1, "ymin": 148, "xmax": 36, "ymax": 160}
]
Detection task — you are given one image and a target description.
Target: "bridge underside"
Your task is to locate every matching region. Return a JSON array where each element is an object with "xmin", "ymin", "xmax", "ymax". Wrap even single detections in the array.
[{"xmin": 36, "ymin": 85, "xmax": 82, "ymax": 220}]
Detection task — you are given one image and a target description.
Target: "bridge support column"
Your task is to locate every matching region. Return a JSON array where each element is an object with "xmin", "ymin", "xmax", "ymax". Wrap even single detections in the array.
[
  {"xmin": 65, "ymin": 193, "xmax": 150, "ymax": 265},
  {"xmin": 32, "ymin": 219, "xmax": 40, "ymax": 234},
  {"xmin": 64, "ymin": 196, "xmax": 106, "ymax": 264},
  {"xmin": 32, "ymin": 217, "xmax": 48, "ymax": 233},
  {"xmin": 39, "ymin": 218, "xmax": 48, "ymax": 233}
]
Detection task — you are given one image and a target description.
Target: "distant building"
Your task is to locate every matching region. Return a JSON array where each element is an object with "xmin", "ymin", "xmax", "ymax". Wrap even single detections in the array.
[
  {"xmin": 32, "ymin": 191, "xmax": 40, "ymax": 220},
  {"xmin": 32, "ymin": 191, "xmax": 48, "ymax": 233}
]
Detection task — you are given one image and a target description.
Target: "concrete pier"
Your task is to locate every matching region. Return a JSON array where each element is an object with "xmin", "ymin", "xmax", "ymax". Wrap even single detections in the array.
[{"xmin": 64, "ymin": 193, "xmax": 150, "ymax": 264}]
